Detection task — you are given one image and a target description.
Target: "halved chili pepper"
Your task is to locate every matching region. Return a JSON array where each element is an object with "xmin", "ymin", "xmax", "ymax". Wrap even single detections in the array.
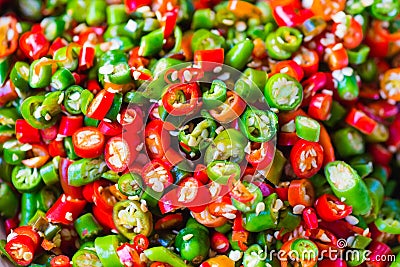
[
  {"xmin": 315, "ymin": 194, "xmax": 352, "ymax": 222},
  {"xmin": 209, "ymin": 90, "xmax": 246, "ymax": 123},
  {"xmin": 72, "ymin": 126, "xmax": 105, "ymax": 158},
  {"xmin": 162, "ymin": 82, "xmax": 201, "ymax": 116},
  {"xmin": 142, "ymin": 159, "xmax": 173, "ymax": 193},
  {"xmin": 87, "ymin": 89, "xmax": 115, "ymax": 120},
  {"xmin": 46, "ymin": 193, "xmax": 86, "ymax": 225},
  {"xmin": 288, "ymin": 179, "xmax": 315, "ymax": 207}
]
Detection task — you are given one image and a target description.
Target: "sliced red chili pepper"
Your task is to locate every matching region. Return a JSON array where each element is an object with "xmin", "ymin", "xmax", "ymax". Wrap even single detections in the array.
[
  {"xmin": 193, "ymin": 164, "xmax": 209, "ymax": 184},
  {"xmin": 211, "ymin": 232, "xmax": 230, "ymax": 254},
  {"xmin": 4, "ymin": 217, "xmax": 19, "ymax": 236},
  {"xmin": 367, "ymin": 242, "xmax": 392, "ymax": 267},
  {"xmin": 145, "ymin": 119, "xmax": 170, "ymax": 159},
  {"xmin": 345, "ymin": 108, "xmax": 378, "ymax": 135},
  {"xmin": 72, "ymin": 126, "xmax": 105, "ymax": 158},
  {"xmin": 92, "ymin": 204, "xmax": 117, "ymax": 231},
  {"xmin": 22, "ymin": 144, "xmax": 50, "ymax": 168},
  {"xmin": 325, "ymin": 43, "xmax": 348, "ymax": 71},
  {"xmin": 315, "ymin": 194, "xmax": 352, "ymax": 222},
  {"xmin": 300, "ymin": 72, "xmax": 327, "ymax": 107},
  {"xmin": 142, "ymin": 159, "xmax": 173, "ymax": 193},
  {"xmin": 387, "ymin": 114, "xmax": 400, "ymax": 151},
  {"xmin": 290, "ymin": 139, "xmax": 324, "ymax": 179},
  {"xmin": 332, "ymin": 18, "xmax": 363, "ymax": 50},
  {"xmin": 208, "ymin": 196, "xmax": 236, "ymax": 217},
  {"xmin": 319, "ymin": 124, "xmax": 335, "ymax": 166},
  {"xmin": 154, "ymin": 213, "xmax": 183, "ymax": 230},
  {"xmin": 78, "ymin": 46, "xmax": 95, "ymax": 71},
  {"xmin": 278, "ymin": 132, "xmax": 300, "ymax": 146},
  {"xmin": 120, "ymin": 106, "xmax": 143, "ymax": 133},
  {"xmin": 13, "ymin": 226, "xmax": 40, "ymax": 250},
  {"xmin": 161, "ymin": 8, "xmax": 178, "ymax": 39},
  {"xmin": 19, "ymin": 30, "xmax": 50, "ymax": 60},
  {"xmin": 104, "ymin": 136, "xmax": 132, "ymax": 173},
  {"xmin": 194, "ymin": 48, "xmax": 224, "ymax": 72},
  {"xmin": 5, "ymin": 235, "xmax": 36, "ymax": 266},
  {"xmin": 368, "ymin": 143, "xmax": 393, "ymax": 166},
  {"xmin": 117, "ymin": 243, "xmax": 143, "ymax": 267},
  {"xmin": 303, "ymin": 207, "xmax": 318, "ymax": 230},
  {"xmin": 48, "ymin": 37, "xmax": 68, "ymax": 57},
  {"xmin": 132, "ymin": 234, "xmax": 149, "ymax": 254},
  {"xmin": 275, "ymin": 187, "xmax": 289, "ymax": 201},
  {"xmin": 86, "ymin": 79, "xmax": 101, "ymax": 93},
  {"xmin": 159, "ymin": 188, "xmax": 180, "ymax": 214},
  {"xmin": 15, "ymin": 119, "xmax": 41, "ymax": 144},
  {"xmin": 128, "ymin": 47, "xmax": 149, "ymax": 69},
  {"xmin": 288, "ymin": 179, "xmax": 315, "ymax": 207},
  {"xmin": 50, "ymin": 255, "xmax": 71, "ymax": 267},
  {"xmin": 177, "ymin": 176, "xmax": 211, "ymax": 212},
  {"xmin": 58, "ymin": 116, "xmax": 83, "ymax": 136},
  {"xmin": 59, "ymin": 157, "xmax": 83, "ymax": 199},
  {"xmin": 0, "ymin": 16, "xmax": 18, "ymax": 58},
  {"xmin": 98, "ymin": 120, "xmax": 123, "ymax": 136},
  {"xmin": 125, "ymin": 0, "xmax": 152, "ymax": 13},
  {"xmin": 209, "ymin": 91, "xmax": 246, "ymax": 123},
  {"xmin": 246, "ymin": 141, "xmax": 275, "ymax": 170},
  {"xmin": 365, "ymin": 101, "xmax": 398, "ymax": 120},
  {"xmin": 292, "ymin": 46, "xmax": 319, "ymax": 78},
  {"xmin": 271, "ymin": 60, "xmax": 304, "ymax": 81},
  {"xmin": 308, "ymin": 92, "xmax": 333, "ymax": 121},
  {"xmin": 86, "ymin": 89, "xmax": 115, "ymax": 120},
  {"xmin": 191, "ymin": 206, "xmax": 227, "ymax": 228},
  {"xmin": 162, "ymin": 83, "xmax": 201, "ymax": 116},
  {"xmin": 0, "ymin": 80, "xmax": 18, "ymax": 107},
  {"xmin": 92, "ymin": 179, "xmax": 118, "ymax": 212},
  {"xmin": 229, "ymin": 178, "xmax": 254, "ymax": 203},
  {"xmin": 46, "ymin": 194, "xmax": 86, "ymax": 225}
]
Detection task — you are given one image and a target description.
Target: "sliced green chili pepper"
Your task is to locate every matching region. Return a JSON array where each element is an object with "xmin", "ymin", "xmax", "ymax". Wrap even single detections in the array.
[
  {"xmin": 325, "ymin": 161, "xmax": 372, "ymax": 215},
  {"xmin": 239, "ymin": 108, "xmax": 278, "ymax": 143},
  {"xmin": 10, "ymin": 61, "xmax": 30, "ymax": 92},
  {"xmin": 374, "ymin": 199, "xmax": 400, "ymax": 234},
  {"xmin": 118, "ymin": 173, "xmax": 143, "ymax": 196},
  {"xmin": 86, "ymin": 0, "xmax": 107, "ymax": 26},
  {"xmin": 178, "ymin": 118, "xmax": 217, "ymax": 155},
  {"xmin": 0, "ymin": 56, "xmax": 11, "ymax": 87},
  {"xmin": 266, "ymin": 32, "xmax": 292, "ymax": 60},
  {"xmin": 74, "ymin": 213, "xmax": 103, "ymax": 240},
  {"xmin": 175, "ymin": 226, "xmax": 210, "ymax": 264},
  {"xmin": 347, "ymin": 45, "xmax": 370, "ymax": 65},
  {"xmin": 334, "ymin": 70, "xmax": 359, "ymax": 101},
  {"xmin": 0, "ymin": 183, "xmax": 19, "ymax": 218},
  {"xmin": 144, "ymin": 246, "xmax": 189, "ymax": 267},
  {"xmin": 371, "ymin": 0, "xmax": 399, "ymax": 21},
  {"xmin": 191, "ymin": 29, "xmax": 225, "ymax": 51},
  {"xmin": 64, "ymin": 136, "xmax": 79, "ymax": 160},
  {"xmin": 244, "ymin": 193, "xmax": 279, "ymax": 232},
  {"xmin": 225, "ymin": 39, "xmax": 254, "ymax": 70},
  {"xmin": 264, "ymin": 73, "xmax": 303, "ymax": 111},
  {"xmin": 332, "ymin": 127, "xmax": 365, "ymax": 158},
  {"xmin": 203, "ymin": 80, "xmax": 227, "ymax": 109},
  {"xmin": 20, "ymin": 192, "xmax": 38, "ymax": 226},
  {"xmin": 12, "ymin": 165, "xmax": 43, "ymax": 193},
  {"xmin": 234, "ymin": 77, "xmax": 262, "ymax": 103},
  {"xmin": 68, "ymin": 158, "xmax": 107, "ymax": 187},
  {"xmin": 243, "ymin": 68, "xmax": 268, "ymax": 92},
  {"xmin": 113, "ymin": 200, "xmax": 153, "ymax": 239},
  {"xmin": 139, "ymin": 28, "xmax": 164, "ymax": 57},
  {"xmin": 37, "ymin": 186, "xmax": 59, "ymax": 212},
  {"xmin": 0, "ymin": 108, "xmax": 20, "ymax": 126},
  {"xmin": 80, "ymin": 89, "xmax": 94, "ymax": 115},
  {"xmin": 295, "ymin": 116, "xmax": 321, "ymax": 142},
  {"xmin": 243, "ymin": 244, "xmax": 268, "ymax": 267},
  {"xmin": 109, "ymin": 62, "xmax": 132, "ymax": 84},
  {"xmin": 72, "ymin": 248, "xmax": 103, "ymax": 267},
  {"xmin": 192, "ymin": 8, "xmax": 215, "ymax": 29},
  {"xmin": 275, "ymin": 26, "xmax": 303, "ymax": 53},
  {"xmin": 106, "ymin": 4, "xmax": 128, "ymax": 25},
  {"xmin": 29, "ymin": 59, "xmax": 52, "ymax": 88},
  {"xmin": 54, "ymin": 46, "xmax": 79, "ymax": 71},
  {"xmin": 94, "ymin": 235, "xmax": 124, "ymax": 267},
  {"xmin": 50, "ymin": 68, "xmax": 75, "ymax": 91},
  {"xmin": 324, "ymin": 100, "xmax": 347, "ymax": 128},
  {"xmin": 64, "ymin": 85, "xmax": 83, "ymax": 115},
  {"xmin": 206, "ymin": 160, "xmax": 241, "ymax": 185},
  {"xmin": 290, "ymin": 238, "xmax": 318, "ymax": 261},
  {"xmin": 3, "ymin": 139, "xmax": 27, "ymax": 165},
  {"xmin": 349, "ymin": 155, "xmax": 373, "ymax": 178},
  {"xmin": 231, "ymin": 182, "xmax": 263, "ymax": 213},
  {"xmin": 21, "ymin": 94, "xmax": 60, "ymax": 129}
]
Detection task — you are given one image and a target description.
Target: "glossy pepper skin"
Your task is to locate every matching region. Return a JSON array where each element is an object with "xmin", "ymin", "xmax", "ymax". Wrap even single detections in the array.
[{"xmin": 325, "ymin": 161, "xmax": 372, "ymax": 215}]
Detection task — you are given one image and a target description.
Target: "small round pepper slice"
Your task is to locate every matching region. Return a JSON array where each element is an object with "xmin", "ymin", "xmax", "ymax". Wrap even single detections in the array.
[
  {"xmin": 113, "ymin": 200, "xmax": 153, "ymax": 239},
  {"xmin": 162, "ymin": 82, "xmax": 201, "ymax": 116},
  {"xmin": 290, "ymin": 139, "xmax": 324, "ymax": 179},
  {"xmin": 72, "ymin": 126, "xmax": 105, "ymax": 158},
  {"xmin": 264, "ymin": 73, "xmax": 303, "ymax": 111},
  {"xmin": 239, "ymin": 108, "xmax": 278, "ymax": 143}
]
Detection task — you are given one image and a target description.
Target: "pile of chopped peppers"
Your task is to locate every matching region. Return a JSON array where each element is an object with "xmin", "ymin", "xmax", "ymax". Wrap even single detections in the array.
[{"xmin": 1, "ymin": 0, "xmax": 400, "ymax": 266}]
